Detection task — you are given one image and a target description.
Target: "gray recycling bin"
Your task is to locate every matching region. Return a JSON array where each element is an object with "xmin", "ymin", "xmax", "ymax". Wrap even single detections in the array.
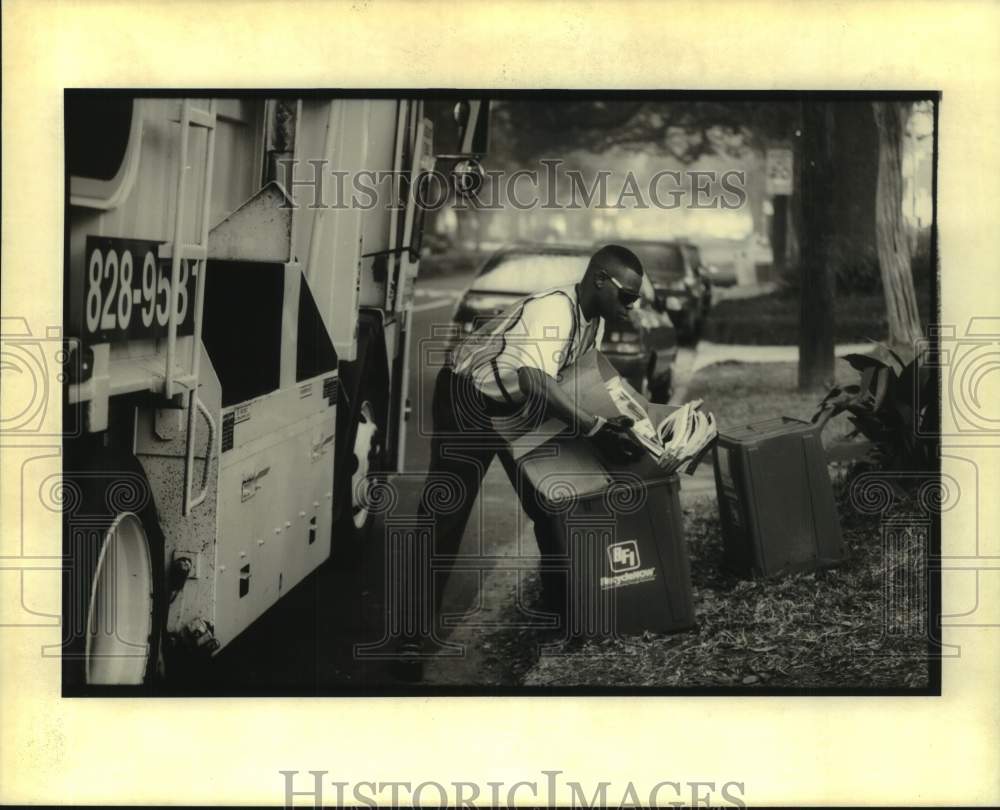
[{"xmin": 713, "ymin": 416, "xmax": 844, "ymax": 577}]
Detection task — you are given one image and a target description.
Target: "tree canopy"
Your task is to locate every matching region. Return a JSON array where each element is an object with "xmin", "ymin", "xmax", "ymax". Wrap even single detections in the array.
[{"xmin": 485, "ymin": 99, "xmax": 800, "ymax": 166}]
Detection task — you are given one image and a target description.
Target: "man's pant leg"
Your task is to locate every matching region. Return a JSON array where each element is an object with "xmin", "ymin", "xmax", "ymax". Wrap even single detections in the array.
[
  {"xmin": 497, "ymin": 450, "xmax": 567, "ymax": 620},
  {"xmin": 417, "ymin": 369, "xmax": 498, "ymax": 622}
]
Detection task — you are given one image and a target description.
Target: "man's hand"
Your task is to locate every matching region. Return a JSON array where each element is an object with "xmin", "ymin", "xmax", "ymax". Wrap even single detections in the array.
[
  {"xmin": 515, "ymin": 367, "xmax": 643, "ymax": 463},
  {"xmin": 588, "ymin": 415, "xmax": 644, "ymax": 463}
]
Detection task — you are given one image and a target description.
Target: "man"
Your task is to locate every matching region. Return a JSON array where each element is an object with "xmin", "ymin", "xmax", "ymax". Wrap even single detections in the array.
[{"xmin": 395, "ymin": 244, "xmax": 646, "ymax": 677}]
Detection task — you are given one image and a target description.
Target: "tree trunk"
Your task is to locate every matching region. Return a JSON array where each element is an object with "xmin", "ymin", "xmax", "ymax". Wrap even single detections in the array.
[
  {"xmin": 872, "ymin": 101, "xmax": 923, "ymax": 349},
  {"xmin": 831, "ymin": 102, "xmax": 879, "ymax": 255},
  {"xmin": 797, "ymin": 101, "xmax": 837, "ymax": 391}
]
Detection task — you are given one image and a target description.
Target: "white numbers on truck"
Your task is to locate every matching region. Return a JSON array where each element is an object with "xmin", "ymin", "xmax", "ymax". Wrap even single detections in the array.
[
  {"xmin": 155, "ymin": 260, "xmax": 171, "ymax": 327},
  {"xmin": 100, "ymin": 249, "xmax": 118, "ymax": 330},
  {"xmin": 141, "ymin": 251, "xmax": 156, "ymax": 327},
  {"xmin": 86, "ymin": 250, "xmax": 103, "ymax": 332},
  {"xmin": 117, "ymin": 249, "xmax": 133, "ymax": 329},
  {"xmin": 85, "ymin": 246, "xmax": 195, "ymax": 335},
  {"xmin": 175, "ymin": 258, "xmax": 189, "ymax": 325}
]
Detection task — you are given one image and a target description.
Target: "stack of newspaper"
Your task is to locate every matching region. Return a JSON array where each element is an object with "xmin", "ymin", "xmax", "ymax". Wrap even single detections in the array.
[{"xmin": 605, "ymin": 377, "xmax": 718, "ymax": 474}]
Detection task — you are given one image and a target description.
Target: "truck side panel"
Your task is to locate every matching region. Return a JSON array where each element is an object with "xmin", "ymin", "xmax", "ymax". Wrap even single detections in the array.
[{"xmin": 65, "ymin": 94, "xmax": 435, "ymax": 668}]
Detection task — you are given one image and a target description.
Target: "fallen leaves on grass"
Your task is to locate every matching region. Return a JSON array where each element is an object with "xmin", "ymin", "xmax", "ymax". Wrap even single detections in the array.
[
  {"xmin": 514, "ymin": 362, "xmax": 933, "ymax": 689},
  {"xmin": 524, "ymin": 479, "xmax": 931, "ymax": 690}
]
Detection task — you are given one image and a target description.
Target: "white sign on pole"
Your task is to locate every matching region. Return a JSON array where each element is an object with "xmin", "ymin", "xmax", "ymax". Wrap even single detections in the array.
[{"xmin": 765, "ymin": 147, "xmax": 794, "ymax": 196}]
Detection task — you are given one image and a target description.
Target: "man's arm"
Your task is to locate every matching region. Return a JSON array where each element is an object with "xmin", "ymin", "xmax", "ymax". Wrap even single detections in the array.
[
  {"xmin": 516, "ymin": 366, "xmax": 606, "ymax": 435},
  {"xmin": 517, "ymin": 365, "xmax": 645, "ymax": 460},
  {"xmin": 509, "ymin": 296, "xmax": 639, "ymax": 455}
]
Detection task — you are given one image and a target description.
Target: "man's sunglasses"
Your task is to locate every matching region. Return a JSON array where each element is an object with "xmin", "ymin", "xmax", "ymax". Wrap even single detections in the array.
[{"xmin": 603, "ymin": 271, "xmax": 641, "ymax": 309}]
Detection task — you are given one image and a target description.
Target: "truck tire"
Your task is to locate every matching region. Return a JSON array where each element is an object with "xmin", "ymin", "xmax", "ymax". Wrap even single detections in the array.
[
  {"xmin": 62, "ymin": 443, "xmax": 165, "ymax": 689},
  {"xmin": 335, "ymin": 315, "xmax": 390, "ymax": 553}
]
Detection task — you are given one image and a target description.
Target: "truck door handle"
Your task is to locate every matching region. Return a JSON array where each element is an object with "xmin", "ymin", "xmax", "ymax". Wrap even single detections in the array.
[{"xmin": 184, "ymin": 394, "xmax": 216, "ymax": 514}]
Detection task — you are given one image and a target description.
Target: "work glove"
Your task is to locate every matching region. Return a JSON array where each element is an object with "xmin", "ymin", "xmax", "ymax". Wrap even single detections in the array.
[{"xmin": 587, "ymin": 415, "xmax": 644, "ymax": 464}]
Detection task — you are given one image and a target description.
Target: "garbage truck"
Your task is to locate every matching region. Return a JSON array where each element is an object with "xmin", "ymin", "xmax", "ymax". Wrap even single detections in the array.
[{"xmin": 61, "ymin": 94, "xmax": 488, "ymax": 686}]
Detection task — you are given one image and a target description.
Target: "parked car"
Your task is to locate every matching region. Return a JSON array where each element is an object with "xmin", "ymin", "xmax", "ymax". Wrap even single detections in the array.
[
  {"xmin": 613, "ymin": 239, "xmax": 712, "ymax": 343},
  {"xmin": 677, "ymin": 240, "xmax": 715, "ymax": 318},
  {"xmin": 451, "ymin": 244, "xmax": 677, "ymax": 402},
  {"xmin": 703, "ymin": 260, "xmax": 739, "ymax": 288}
]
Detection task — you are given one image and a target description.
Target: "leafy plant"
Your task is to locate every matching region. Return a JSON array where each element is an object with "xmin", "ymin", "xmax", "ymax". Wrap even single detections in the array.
[{"xmin": 814, "ymin": 342, "xmax": 937, "ymax": 473}]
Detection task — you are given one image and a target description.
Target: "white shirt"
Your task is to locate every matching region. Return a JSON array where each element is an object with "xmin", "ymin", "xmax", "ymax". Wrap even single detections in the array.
[{"xmin": 452, "ymin": 284, "xmax": 605, "ymax": 405}]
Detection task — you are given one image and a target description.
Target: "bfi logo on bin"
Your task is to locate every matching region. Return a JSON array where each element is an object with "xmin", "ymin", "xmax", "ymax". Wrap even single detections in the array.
[{"xmin": 608, "ymin": 540, "xmax": 641, "ymax": 573}]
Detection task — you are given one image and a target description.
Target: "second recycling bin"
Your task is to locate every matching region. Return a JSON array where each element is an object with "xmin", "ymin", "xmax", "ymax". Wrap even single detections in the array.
[{"xmin": 713, "ymin": 416, "xmax": 844, "ymax": 577}]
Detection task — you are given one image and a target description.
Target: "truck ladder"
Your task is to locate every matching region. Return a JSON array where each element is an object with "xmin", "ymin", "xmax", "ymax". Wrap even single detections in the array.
[{"xmin": 160, "ymin": 98, "xmax": 218, "ymax": 514}]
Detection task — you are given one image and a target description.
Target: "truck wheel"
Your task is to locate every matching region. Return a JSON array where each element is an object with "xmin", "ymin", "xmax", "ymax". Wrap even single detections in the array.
[{"xmin": 62, "ymin": 448, "xmax": 164, "ymax": 688}]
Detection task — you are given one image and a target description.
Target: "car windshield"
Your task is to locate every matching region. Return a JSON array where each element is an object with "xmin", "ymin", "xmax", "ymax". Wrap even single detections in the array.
[
  {"xmin": 620, "ymin": 243, "xmax": 685, "ymax": 286},
  {"xmin": 472, "ymin": 252, "xmax": 590, "ymax": 293}
]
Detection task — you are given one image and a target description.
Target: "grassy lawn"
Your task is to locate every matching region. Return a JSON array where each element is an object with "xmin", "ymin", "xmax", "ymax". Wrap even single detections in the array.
[
  {"xmin": 525, "ymin": 490, "xmax": 929, "ymax": 689},
  {"xmin": 686, "ymin": 359, "xmax": 852, "ymax": 430},
  {"xmin": 519, "ymin": 360, "xmax": 931, "ymax": 690},
  {"xmin": 703, "ymin": 284, "xmax": 934, "ymax": 345},
  {"xmin": 682, "ymin": 359, "xmax": 869, "ymax": 451}
]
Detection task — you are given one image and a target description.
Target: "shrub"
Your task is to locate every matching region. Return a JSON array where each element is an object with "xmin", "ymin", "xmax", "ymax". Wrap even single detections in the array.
[{"xmin": 813, "ymin": 344, "xmax": 937, "ymax": 479}]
